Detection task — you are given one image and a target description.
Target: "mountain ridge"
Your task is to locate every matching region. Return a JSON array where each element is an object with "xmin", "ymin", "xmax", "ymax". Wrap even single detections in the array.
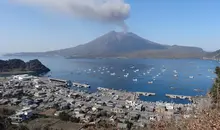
[{"xmin": 5, "ymin": 31, "xmax": 206, "ymax": 59}]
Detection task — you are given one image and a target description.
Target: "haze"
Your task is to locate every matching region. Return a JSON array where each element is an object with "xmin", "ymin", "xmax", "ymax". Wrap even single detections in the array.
[{"xmin": 1, "ymin": 0, "xmax": 220, "ymax": 53}]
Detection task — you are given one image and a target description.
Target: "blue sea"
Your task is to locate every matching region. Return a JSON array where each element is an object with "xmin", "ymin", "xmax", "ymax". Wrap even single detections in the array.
[{"xmin": 1, "ymin": 56, "xmax": 219, "ymax": 104}]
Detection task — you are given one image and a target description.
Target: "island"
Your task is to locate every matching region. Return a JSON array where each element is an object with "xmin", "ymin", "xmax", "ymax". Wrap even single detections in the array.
[{"xmin": 0, "ymin": 59, "xmax": 50, "ymax": 75}]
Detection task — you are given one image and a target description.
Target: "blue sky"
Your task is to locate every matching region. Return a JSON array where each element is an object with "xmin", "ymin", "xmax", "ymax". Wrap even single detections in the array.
[{"xmin": 1, "ymin": 0, "xmax": 220, "ymax": 53}]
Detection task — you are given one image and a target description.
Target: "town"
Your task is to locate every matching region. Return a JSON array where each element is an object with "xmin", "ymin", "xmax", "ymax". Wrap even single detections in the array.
[{"xmin": 0, "ymin": 74, "xmax": 211, "ymax": 129}]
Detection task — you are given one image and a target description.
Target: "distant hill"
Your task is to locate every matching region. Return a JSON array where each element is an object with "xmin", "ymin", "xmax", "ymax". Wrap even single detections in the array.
[
  {"xmin": 0, "ymin": 59, "xmax": 50, "ymax": 74},
  {"xmin": 5, "ymin": 31, "xmax": 205, "ymax": 58},
  {"xmin": 205, "ymin": 49, "xmax": 220, "ymax": 60}
]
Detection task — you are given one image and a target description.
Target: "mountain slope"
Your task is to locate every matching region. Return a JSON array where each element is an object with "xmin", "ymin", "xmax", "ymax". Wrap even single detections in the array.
[
  {"xmin": 5, "ymin": 31, "xmax": 205, "ymax": 58},
  {"xmin": 205, "ymin": 49, "xmax": 220, "ymax": 59},
  {"xmin": 46, "ymin": 31, "xmax": 167, "ymax": 57}
]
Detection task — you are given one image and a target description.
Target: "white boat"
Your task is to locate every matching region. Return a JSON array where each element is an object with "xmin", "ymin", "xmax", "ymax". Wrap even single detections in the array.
[
  {"xmin": 124, "ymin": 73, "xmax": 129, "ymax": 77},
  {"xmin": 133, "ymin": 78, "xmax": 138, "ymax": 82},
  {"xmin": 110, "ymin": 73, "xmax": 116, "ymax": 76},
  {"xmin": 134, "ymin": 69, "xmax": 139, "ymax": 73},
  {"xmin": 148, "ymin": 81, "xmax": 153, "ymax": 84},
  {"xmin": 189, "ymin": 76, "xmax": 194, "ymax": 79},
  {"xmin": 101, "ymin": 72, "xmax": 104, "ymax": 74},
  {"xmin": 130, "ymin": 66, "xmax": 135, "ymax": 69},
  {"xmin": 174, "ymin": 74, "xmax": 178, "ymax": 77},
  {"xmin": 173, "ymin": 70, "xmax": 178, "ymax": 73},
  {"xmin": 143, "ymin": 73, "xmax": 146, "ymax": 75},
  {"xmin": 122, "ymin": 69, "xmax": 125, "ymax": 72}
]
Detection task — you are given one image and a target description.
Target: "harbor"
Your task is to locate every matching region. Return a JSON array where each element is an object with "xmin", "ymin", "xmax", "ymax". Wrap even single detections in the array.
[{"xmin": 0, "ymin": 74, "xmax": 212, "ymax": 129}]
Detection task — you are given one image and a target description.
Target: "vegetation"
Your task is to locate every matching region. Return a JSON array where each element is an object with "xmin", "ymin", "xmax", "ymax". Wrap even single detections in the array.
[
  {"xmin": 58, "ymin": 112, "xmax": 71, "ymax": 121},
  {"xmin": 210, "ymin": 66, "xmax": 220, "ymax": 104},
  {"xmin": 0, "ymin": 59, "xmax": 50, "ymax": 74}
]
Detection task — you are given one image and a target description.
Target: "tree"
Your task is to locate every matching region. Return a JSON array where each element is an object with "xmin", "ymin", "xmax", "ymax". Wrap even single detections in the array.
[
  {"xmin": 59, "ymin": 112, "xmax": 70, "ymax": 121},
  {"xmin": 210, "ymin": 66, "xmax": 220, "ymax": 106}
]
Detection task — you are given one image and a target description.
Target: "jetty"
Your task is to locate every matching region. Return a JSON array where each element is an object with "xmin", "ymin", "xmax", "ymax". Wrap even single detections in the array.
[
  {"xmin": 72, "ymin": 82, "xmax": 90, "ymax": 88},
  {"xmin": 49, "ymin": 78, "xmax": 67, "ymax": 83},
  {"xmin": 165, "ymin": 94, "xmax": 192, "ymax": 100},
  {"xmin": 136, "ymin": 92, "xmax": 156, "ymax": 96}
]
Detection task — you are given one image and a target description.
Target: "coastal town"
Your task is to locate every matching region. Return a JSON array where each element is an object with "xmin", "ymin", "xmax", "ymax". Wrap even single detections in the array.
[{"xmin": 0, "ymin": 74, "xmax": 211, "ymax": 129}]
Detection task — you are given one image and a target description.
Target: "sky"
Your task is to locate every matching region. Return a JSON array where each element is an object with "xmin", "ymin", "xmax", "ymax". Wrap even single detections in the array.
[{"xmin": 1, "ymin": 0, "xmax": 220, "ymax": 53}]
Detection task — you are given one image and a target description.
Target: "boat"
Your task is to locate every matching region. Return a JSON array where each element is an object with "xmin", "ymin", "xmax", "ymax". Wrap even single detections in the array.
[
  {"xmin": 134, "ymin": 69, "xmax": 139, "ymax": 73},
  {"xmin": 110, "ymin": 72, "xmax": 115, "ymax": 76},
  {"xmin": 122, "ymin": 69, "xmax": 125, "ymax": 72},
  {"xmin": 148, "ymin": 81, "xmax": 153, "ymax": 84},
  {"xmin": 173, "ymin": 70, "xmax": 178, "ymax": 73},
  {"xmin": 130, "ymin": 66, "xmax": 135, "ymax": 69},
  {"xmin": 194, "ymin": 89, "xmax": 204, "ymax": 92},
  {"xmin": 124, "ymin": 73, "xmax": 129, "ymax": 77},
  {"xmin": 174, "ymin": 74, "xmax": 178, "ymax": 77},
  {"xmin": 133, "ymin": 78, "xmax": 138, "ymax": 82},
  {"xmin": 189, "ymin": 76, "xmax": 194, "ymax": 79}
]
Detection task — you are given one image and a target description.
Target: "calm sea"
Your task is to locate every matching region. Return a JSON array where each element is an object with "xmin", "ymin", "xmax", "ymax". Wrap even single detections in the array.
[{"xmin": 1, "ymin": 56, "xmax": 219, "ymax": 103}]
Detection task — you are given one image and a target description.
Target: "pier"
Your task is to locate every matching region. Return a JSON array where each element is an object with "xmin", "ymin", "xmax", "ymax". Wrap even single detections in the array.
[
  {"xmin": 49, "ymin": 78, "xmax": 67, "ymax": 84},
  {"xmin": 165, "ymin": 94, "xmax": 192, "ymax": 100},
  {"xmin": 136, "ymin": 92, "xmax": 156, "ymax": 96},
  {"xmin": 72, "ymin": 82, "xmax": 90, "ymax": 88}
]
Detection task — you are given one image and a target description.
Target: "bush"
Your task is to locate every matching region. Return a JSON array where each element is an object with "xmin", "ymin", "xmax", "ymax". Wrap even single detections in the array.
[
  {"xmin": 58, "ymin": 112, "xmax": 71, "ymax": 121},
  {"xmin": 210, "ymin": 67, "xmax": 220, "ymax": 104}
]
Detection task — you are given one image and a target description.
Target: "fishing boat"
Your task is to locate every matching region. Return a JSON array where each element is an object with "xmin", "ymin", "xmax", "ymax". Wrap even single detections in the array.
[
  {"xmin": 148, "ymin": 81, "xmax": 153, "ymax": 84},
  {"xmin": 110, "ymin": 73, "xmax": 116, "ymax": 76},
  {"xmin": 189, "ymin": 76, "xmax": 194, "ymax": 79},
  {"xmin": 124, "ymin": 73, "xmax": 129, "ymax": 77},
  {"xmin": 133, "ymin": 78, "xmax": 138, "ymax": 82}
]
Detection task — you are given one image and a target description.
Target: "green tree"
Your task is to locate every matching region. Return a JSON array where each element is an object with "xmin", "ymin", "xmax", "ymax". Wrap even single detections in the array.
[
  {"xmin": 210, "ymin": 66, "xmax": 220, "ymax": 106},
  {"xmin": 58, "ymin": 112, "xmax": 70, "ymax": 121}
]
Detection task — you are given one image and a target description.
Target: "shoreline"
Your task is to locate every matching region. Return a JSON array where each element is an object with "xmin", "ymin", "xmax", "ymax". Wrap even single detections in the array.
[{"xmin": 0, "ymin": 75, "xmax": 211, "ymax": 129}]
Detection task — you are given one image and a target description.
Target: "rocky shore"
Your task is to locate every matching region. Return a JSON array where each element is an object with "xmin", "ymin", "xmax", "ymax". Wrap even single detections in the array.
[{"xmin": 0, "ymin": 75, "xmax": 211, "ymax": 129}]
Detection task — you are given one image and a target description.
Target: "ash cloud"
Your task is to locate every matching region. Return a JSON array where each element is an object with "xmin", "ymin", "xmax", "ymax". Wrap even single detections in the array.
[{"xmin": 13, "ymin": 0, "xmax": 130, "ymax": 31}]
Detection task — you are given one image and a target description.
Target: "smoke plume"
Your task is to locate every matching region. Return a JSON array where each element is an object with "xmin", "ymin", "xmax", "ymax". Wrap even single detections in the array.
[{"xmin": 13, "ymin": 0, "xmax": 130, "ymax": 31}]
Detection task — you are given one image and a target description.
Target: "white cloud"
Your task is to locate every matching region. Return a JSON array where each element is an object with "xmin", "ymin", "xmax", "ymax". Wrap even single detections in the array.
[{"xmin": 13, "ymin": 0, "xmax": 130, "ymax": 31}]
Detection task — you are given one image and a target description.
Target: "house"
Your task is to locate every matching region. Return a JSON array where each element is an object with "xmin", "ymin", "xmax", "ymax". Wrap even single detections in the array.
[
  {"xmin": 165, "ymin": 103, "xmax": 174, "ymax": 110},
  {"xmin": 111, "ymin": 108, "xmax": 124, "ymax": 114},
  {"xmin": 149, "ymin": 115, "xmax": 157, "ymax": 121},
  {"xmin": 126, "ymin": 100, "xmax": 136, "ymax": 106},
  {"xmin": 117, "ymin": 123, "xmax": 127, "ymax": 129},
  {"xmin": 135, "ymin": 104, "xmax": 143, "ymax": 111},
  {"xmin": 13, "ymin": 74, "xmax": 33, "ymax": 81},
  {"xmin": 34, "ymin": 91, "xmax": 47, "ymax": 97},
  {"xmin": 10, "ymin": 107, "xmax": 33, "ymax": 124}
]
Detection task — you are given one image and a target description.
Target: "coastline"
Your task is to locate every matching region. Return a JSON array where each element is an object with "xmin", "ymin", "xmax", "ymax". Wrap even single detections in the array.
[{"xmin": 0, "ymin": 75, "xmax": 211, "ymax": 129}]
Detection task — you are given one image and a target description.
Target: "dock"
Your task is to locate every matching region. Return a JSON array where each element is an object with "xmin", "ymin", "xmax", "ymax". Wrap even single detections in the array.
[
  {"xmin": 72, "ymin": 82, "xmax": 90, "ymax": 88},
  {"xmin": 165, "ymin": 94, "xmax": 192, "ymax": 100},
  {"xmin": 136, "ymin": 92, "xmax": 156, "ymax": 96},
  {"xmin": 49, "ymin": 78, "xmax": 67, "ymax": 84}
]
